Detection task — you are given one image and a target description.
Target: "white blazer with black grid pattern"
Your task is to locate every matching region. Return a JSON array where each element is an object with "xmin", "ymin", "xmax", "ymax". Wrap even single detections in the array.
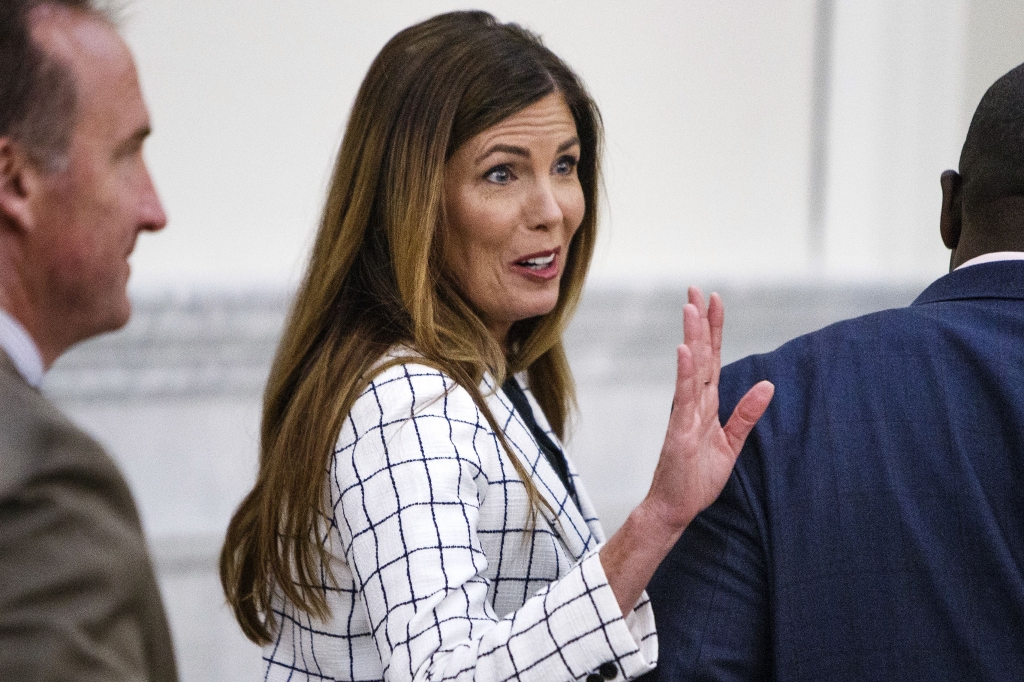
[{"xmin": 264, "ymin": 360, "xmax": 658, "ymax": 681}]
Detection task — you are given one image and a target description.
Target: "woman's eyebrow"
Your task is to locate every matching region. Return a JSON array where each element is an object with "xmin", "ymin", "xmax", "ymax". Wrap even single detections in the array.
[
  {"xmin": 474, "ymin": 136, "xmax": 580, "ymax": 165},
  {"xmin": 475, "ymin": 144, "xmax": 528, "ymax": 164},
  {"xmin": 557, "ymin": 136, "xmax": 580, "ymax": 153}
]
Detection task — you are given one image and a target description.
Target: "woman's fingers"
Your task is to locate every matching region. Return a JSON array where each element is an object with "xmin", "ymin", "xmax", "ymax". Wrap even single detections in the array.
[
  {"xmin": 673, "ymin": 343, "xmax": 696, "ymax": 430},
  {"xmin": 722, "ymin": 380, "xmax": 775, "ymax": 455},
  {"xmin": 682, "ymin": 299, "xmax": 699, "ymax": 346},
  {"xmin": 684, "ymin": 287, "xmax": 722, "ymax": 395},
  {"xmin": 656, "ymin": 290, "xmax": 773, "ymax": 535},
  {"xmin": 684, "ymin": 290, "xmax": 707, "ymax": 374},
  {"xmin": 708, "ymin": 292, "xmax": 724, "ymax": 387},
  {"xmin": 708, "ymin": 292, "xmax": 724, "ymax": 352},
  {"xmin": 687, "ymin": 287, "xmax": 709, "ymax": 354},
  {"xmin": 688, "ymin": 286, "xmax": 706, "ymax": 316}
]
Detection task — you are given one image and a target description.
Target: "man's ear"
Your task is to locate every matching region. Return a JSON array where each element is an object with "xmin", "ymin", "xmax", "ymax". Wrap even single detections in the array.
[
  {"xmin": 939, "ymin": 169, "xmax": 963, "ymax": 251},
  {"xmin": 0, "ymin": 138, "xmax": 38, "ymax": 234}
]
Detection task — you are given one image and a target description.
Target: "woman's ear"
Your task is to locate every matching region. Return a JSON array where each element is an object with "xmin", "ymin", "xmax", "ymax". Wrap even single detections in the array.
[{"xmin": 939, "ymin": 170, "xmax": 963, "ymax": 251}]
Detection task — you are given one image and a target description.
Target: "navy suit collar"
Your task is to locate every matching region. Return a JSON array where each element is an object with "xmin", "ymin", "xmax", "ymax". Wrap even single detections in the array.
[{"xmin": 913, "ymin": 260, "xmax": 1024, "ymax": 305}]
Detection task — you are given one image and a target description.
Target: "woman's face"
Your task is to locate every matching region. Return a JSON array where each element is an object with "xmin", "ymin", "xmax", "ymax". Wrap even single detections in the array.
[{"xmin": 443, "ymin": 92, "xmax": 585, "ymax": 344}]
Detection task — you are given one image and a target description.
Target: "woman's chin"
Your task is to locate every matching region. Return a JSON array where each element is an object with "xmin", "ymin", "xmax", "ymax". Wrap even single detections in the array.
[{"xmin": 513, "ymin": 299, "xmax": 562, "ymax": 324}]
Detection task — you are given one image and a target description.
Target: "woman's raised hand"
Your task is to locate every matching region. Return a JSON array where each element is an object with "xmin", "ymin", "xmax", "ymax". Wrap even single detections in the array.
[
  {"xmin": 644, "ymin": 287, "xmax": 775, "ymax": 532},
  {"xmin": 600, "ymin": 287, "xmax": 773, "ymax": 616}
]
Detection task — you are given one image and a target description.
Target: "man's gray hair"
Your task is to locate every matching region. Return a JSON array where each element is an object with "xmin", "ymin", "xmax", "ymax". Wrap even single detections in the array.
[{"xmin": 0, "ymin": 0, "xmax": 116, "ymax": 171}]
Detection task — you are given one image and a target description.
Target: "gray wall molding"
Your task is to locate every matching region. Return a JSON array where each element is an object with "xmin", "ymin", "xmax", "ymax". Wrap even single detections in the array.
[{"xmin": 45, "ymin": 283, "xmax": 926, "ymax": 403}]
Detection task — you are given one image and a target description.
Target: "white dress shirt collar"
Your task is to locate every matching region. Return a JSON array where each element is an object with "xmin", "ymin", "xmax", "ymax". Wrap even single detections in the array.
[
  {"xmin": 955, "ymin": 251, "xmax": 1024, "ymax": 270},
  {"xmin": 0, "ymin": 308, "xmax": 45, "ymax": 387}
]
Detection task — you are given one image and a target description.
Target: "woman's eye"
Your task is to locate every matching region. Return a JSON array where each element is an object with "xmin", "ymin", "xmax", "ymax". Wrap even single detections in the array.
[
  {"xmin": 484, "ymin": 165, "xmax": 514, "ymax": 184},
  {"xmin": 554, "ymin": 155, "xmax": 578, "ymax": 176}
]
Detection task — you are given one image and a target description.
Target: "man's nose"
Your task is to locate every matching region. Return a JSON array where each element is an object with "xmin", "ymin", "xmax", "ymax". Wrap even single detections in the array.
[{"xmin": 139, "ymin": 165, "xmax": 167, "ymax": 233}]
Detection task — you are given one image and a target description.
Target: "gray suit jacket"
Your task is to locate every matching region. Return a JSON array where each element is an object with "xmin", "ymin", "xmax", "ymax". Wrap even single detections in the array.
[{"xmin": 0, "ymin": 351, "xmax": 177, "ymax": 681}]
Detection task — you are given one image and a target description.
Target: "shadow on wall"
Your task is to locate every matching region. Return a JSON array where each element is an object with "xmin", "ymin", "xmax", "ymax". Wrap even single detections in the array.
[{"xmin": 43, "ymin": 282, "xmax": 924, "ymax": 682}]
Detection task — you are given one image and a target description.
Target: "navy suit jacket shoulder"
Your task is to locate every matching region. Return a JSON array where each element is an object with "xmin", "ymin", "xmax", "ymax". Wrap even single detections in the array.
[{"xmin": 644, "ymin": 261, "xmax": 1024, "ymax": 682}]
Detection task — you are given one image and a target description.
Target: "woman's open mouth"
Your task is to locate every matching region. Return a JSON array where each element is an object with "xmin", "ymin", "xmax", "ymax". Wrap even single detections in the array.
[
  {"xmin": 512, "ymin": 250, "xmax": 560, "ymax": 280},
  {"xmin": 518, "ymin": 253, "xmax": 555, "ymax": 270}
]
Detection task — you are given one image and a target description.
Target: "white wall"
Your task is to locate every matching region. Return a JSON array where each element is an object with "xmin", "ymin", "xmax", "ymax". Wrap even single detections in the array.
[
  {"xmin": 822, "ymin": 0, "xmax": 967, "ymax": 280},
  {"xmin": 117, "ymin": 0, "xmax": 1024, "ymax": 293},
  {"xmin": 120, "ymin": 0, "xmax": 818, "ymax": 290},
  {"xmin": 964, "ymin": 0, "xmax": 1024, "ymax": 128}
]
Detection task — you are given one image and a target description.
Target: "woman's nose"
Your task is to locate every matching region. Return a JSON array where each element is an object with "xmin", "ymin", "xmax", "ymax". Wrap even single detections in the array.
[{"xmin": 527, "ymin": 178, "xmax": 564, "ymax": 230}]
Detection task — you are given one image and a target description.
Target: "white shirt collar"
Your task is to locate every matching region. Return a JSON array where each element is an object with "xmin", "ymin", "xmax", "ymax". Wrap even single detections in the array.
[
  {"xmin": 0, "ymin": 308, "xmax": 45, "ymax": 388},
  {"xmin": 955, "ymin": 251, "xmax": 1024, "ymax": 270}
]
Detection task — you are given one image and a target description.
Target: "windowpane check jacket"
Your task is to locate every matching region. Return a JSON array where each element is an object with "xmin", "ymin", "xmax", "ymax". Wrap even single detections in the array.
[{"xmin": 265, "ymin": 360, "xmax": 658, "ymax": 682}]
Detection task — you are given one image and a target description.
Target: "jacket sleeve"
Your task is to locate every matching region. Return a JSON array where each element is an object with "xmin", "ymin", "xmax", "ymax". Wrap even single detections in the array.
[
  {"xmin": 332, "ymin": 362, "xmax": 657, "ymax": 682},
  {"xmin": 0, "ymin": 412, "xmax": 177, "ymax": 682},
  {"xmin": 637, "ymin": 358, "xmax": 771, "ymax": 682},
  {"xmin": 638, "ymin": 472, "xmax": 770, "ymax": 682}
]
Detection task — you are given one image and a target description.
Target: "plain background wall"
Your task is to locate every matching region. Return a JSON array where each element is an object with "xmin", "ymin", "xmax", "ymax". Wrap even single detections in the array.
[
  {"xmin": 823, "ymin": 0, "xmax": 966, "ymax": 278},
  {"xmin": 966, "ymin": 0, "xmax": 1024, "ymax": 125},
  {"xmin": 120, "ymin": 0, "xmax": 822, "ymax": 291},
  {"xmin": 117, "ymin": 0, "xmax": 1024, "ymax": 291}
]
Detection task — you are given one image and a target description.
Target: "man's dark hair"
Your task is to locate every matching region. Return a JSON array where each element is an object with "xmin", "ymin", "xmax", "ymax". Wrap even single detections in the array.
[
  {"xmin": 0, "ymin": 0, "xmax": 104, "ymax": 170},
  {"xmin": 959, "ymin": 63, "xmax": 1024, "ymax": 218}
]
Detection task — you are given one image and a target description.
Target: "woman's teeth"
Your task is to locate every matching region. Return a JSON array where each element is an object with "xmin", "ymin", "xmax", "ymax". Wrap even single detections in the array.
[{"xmin": 519, "ymin": 254, "xmax": 555, "ymax": 269}]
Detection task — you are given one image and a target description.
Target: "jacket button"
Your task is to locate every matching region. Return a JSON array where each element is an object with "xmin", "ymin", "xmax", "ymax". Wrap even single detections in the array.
[
  {"xmin": 599, "ymin": 662, "xmax": 619, "ymax": 679},
  {"xmin": 586, "ymin": 675, "xmax": 603, "ymax": 682}
]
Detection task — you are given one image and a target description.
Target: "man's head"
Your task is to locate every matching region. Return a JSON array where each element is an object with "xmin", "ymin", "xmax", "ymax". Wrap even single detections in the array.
[
  {"xmin": 940, "ymin": 63, "xmax": 1024, "ymax": 270},
  {"xmin": 0, "ymin": 0, "xmax": 165, "ymax": 366}
]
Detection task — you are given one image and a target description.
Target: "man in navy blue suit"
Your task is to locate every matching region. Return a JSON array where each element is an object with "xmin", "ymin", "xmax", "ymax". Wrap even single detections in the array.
[{"xmin": 642, "ymin": 64, "xmax": 1024, "ymax": 681}]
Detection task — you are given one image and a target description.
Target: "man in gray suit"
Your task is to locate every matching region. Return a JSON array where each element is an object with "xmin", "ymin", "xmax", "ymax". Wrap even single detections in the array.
[{"xmin": 0, "ymin": 1, "xmax": 176, "ymax": 679}]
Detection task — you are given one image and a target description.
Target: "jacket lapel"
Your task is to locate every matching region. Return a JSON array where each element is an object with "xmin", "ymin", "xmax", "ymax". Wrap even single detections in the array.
[
  {"xmin": 488, "ymin": 376, "xmax": 595, "ymax": 562},
  {"xmin": 0, "ymin": 349, "xmax": 30, "ymax": 390}
]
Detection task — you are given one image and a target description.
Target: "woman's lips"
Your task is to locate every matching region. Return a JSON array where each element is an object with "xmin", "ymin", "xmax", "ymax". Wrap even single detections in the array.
[{"xmin": 512, "ymin": 249, "xmax": 560, "ymax": 280}]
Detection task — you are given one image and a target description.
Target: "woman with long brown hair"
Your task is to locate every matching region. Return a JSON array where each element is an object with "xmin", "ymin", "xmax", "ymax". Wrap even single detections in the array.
[{"xmin": 220, "ymin": 10, "xmax": 773, "ymax": 682}]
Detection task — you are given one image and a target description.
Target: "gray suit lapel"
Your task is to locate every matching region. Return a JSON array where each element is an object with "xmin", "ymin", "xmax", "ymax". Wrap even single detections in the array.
[{"xmin": 0, "ymin": 349, "xmax": 32, "ymax": 391}]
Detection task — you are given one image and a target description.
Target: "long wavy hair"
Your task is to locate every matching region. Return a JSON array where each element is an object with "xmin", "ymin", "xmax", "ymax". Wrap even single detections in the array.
[{"xmin": 220, "ymin": 10, "xmax": 603, "ymax": 644}]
